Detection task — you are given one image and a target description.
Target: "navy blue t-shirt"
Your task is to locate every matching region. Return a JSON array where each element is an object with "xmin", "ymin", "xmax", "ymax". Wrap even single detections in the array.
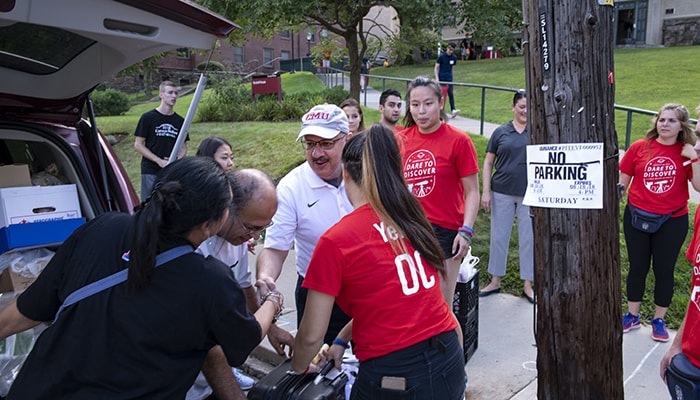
[{"xmin": 436, "ymin": 51, "xmax": 457, "ymax": 82}]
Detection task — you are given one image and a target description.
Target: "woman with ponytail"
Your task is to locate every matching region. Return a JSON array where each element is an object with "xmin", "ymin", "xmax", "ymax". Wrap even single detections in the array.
[
  {"xmin": 0, "ymin": 157, "xmax": 282, "ymax": 399},
  {"xmin": 291, "ymin": 124, "xmax": 466, "ymax": 399}
]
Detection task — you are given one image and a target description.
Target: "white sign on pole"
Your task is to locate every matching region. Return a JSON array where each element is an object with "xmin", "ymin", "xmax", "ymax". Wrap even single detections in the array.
[{"xmin": 523, "ymin": 143, "xmax": 604, "ymax": 209}]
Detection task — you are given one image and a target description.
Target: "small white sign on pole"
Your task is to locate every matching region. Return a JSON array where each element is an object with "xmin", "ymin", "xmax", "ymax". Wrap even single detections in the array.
[{"xmin": 523, "ymin": 143, "xmax": 604, "ymax": 209}]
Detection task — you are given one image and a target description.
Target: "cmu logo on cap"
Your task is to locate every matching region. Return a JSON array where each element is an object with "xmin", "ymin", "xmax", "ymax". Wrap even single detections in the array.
[{"xmin": 304, "ymin": 112, "xmax": 330, "ymax": 121}]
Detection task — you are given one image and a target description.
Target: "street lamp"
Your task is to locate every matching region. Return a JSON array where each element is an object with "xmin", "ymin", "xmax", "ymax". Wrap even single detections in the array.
[
  {"xmin": 320, "ymin": 29, "xmax": 330, "ymax": 72},
  {"xmin": 306, "ymin": 31, "xmax": 313, "ymax": 57}
]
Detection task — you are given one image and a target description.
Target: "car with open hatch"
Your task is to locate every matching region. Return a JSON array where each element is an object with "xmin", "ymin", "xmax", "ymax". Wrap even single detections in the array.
[{"xmin": 0, "ymin": 0, "xmax": 236, "ymax": 256}]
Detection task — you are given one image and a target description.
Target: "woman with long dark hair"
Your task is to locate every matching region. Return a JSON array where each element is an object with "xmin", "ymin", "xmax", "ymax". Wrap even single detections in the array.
[
  {"xmin": 292, "ymin": 124, "xmax": 466, "ymax": 399},
  {"xmin": 0, "ymin": 157, "xmax": 282, "ymax": 399}
]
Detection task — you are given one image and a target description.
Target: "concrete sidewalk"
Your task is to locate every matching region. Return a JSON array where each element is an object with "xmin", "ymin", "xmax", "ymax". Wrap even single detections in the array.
[{"xmin": 243, "ymin": 245, "xmax": 674, "ymax": 399}]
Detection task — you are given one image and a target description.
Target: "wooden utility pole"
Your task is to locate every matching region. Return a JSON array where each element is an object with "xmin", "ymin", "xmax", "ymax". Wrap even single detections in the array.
[{"xmin": 523, "ymin": 1, "xmax": 624, "ymax": 398}]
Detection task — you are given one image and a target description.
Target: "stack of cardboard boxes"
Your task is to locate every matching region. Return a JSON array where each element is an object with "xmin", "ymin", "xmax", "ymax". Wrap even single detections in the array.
[{"xmin": 0, "ymin": 164, "xmax": 84, "ymax": 292}]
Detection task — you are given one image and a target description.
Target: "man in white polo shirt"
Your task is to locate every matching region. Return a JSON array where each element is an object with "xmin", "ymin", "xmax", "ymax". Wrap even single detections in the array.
[{"xmin": 255, "ymin": 104, "xmax": 353, "ymax": 346}]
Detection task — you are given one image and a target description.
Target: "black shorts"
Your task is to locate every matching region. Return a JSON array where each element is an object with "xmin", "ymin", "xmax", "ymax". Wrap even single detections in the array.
[{"xmin": 431, "ymin": 224, "xmax": 458, "ymax": 259}]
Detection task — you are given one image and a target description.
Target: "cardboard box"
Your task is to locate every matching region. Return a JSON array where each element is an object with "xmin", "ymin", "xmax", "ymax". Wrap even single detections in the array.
[
  {"xmin": 0, "ymin": 165, "xmax": 31, "ymax": 188},
  {"xmin": 0, "ymin": 218, "xmax": 85, "ymax": 255},
  {"xmin": 0, "ymin": 184, "xmax": 81, "ymax": 227},
  {"xmin": 0, "ymin": 267, "xmax": 36, "ymax": 293}
]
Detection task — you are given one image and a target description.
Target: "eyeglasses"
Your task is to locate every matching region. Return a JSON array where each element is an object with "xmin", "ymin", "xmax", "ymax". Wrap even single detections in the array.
[
  {"xmin": 236, "ymin": 215, "xmax": 274, "ymax": 235},
  {"xmin": 302, "ymin": 134, "xmax": 346, "ymax": 151}
]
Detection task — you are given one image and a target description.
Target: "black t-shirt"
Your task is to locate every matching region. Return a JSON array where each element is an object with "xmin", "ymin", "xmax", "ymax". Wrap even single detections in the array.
[
  {"xmin": 134, "ymin": 109, "xmax": 187, "ymax": 175},
  {"xmin": 10, "ymin": 212, "xmax": 260, "ymax": 400}
]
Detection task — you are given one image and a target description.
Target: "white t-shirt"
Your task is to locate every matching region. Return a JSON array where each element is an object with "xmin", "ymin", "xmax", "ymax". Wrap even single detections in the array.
[
  {"xmin": 263, "ymin": 162, "xmax": 353, "ymax": 276},
  {"xmin": 197, "ymin": 236, "xmax": 251, "ymax": 288}
]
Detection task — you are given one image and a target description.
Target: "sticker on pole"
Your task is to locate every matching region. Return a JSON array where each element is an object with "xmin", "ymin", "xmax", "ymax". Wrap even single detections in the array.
[{"xmin": 523, "ymin": 143, "xmax": 604, "ymax": 209}]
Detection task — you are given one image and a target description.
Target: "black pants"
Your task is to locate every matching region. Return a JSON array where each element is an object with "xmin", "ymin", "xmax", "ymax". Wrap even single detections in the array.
[
  {"xmin": 623, "ymin": 205, "xmax": 688, "ymax": 307},
  {"xmin": 446, "ymin": 83, "xmax": 455, "ymax": 112},
  {"xmin": 296, "ymin": 274, "xmax": 352, "ymax": 345}
]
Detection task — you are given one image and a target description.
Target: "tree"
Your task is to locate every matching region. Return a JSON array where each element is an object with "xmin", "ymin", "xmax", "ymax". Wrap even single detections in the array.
[
  {"xmin": 198, "ymin": 0, "xmax": 450, "ymax": 99},
  {"xmin": 456, "ymin": 0, "xmax": 523, "ymax": 54},
  {"xmin": 523, "ymin": 1, "xmax": 623, "ymax": 398},
  {"xmin": 390, "ymin": 1, "xmax": 451, "ymax": 65}
]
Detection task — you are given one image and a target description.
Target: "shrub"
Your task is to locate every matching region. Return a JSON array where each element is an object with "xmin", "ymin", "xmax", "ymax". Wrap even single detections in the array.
[
  {"xmin": 321, "ymin": 85, "xmax": 350, "ymax": 105},
  {"xmin": 196, "ymin": 101, "xmax": 223, "ymax": 122},
  {"xmin": 197, "ymin": 60, "xmax": 226, "ymax": 71},
  {"xmin": 91, "ymin": 88, "xmax": 131, "ymax": 116},
  {"xmin": 200, "ymin": 74, "xmax": 350, "ymax": 122},
  {"xmin": 279, "ymin": 96, "xmax": 307, "ymax": 121}
]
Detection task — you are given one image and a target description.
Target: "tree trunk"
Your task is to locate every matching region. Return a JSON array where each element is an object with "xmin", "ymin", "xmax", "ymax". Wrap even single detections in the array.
[
  {"xmin": 344, "ymin": 30, "xmax": 361, "ymax": 100},
  {"xmin": 524, "ymin": 1, "xmax": 624, "ymax": 398}
]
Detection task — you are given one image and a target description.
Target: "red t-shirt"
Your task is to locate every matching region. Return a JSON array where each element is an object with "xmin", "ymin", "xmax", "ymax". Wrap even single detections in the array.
[
  {"xmin": 619, "ymin": 138, "xmax": 692, "ymax": 216},
  {"xmin": 684, "ymin": 210, "xmax": 700, "ymax": 367},
  {"xmin": 399, "ymin": 122, "xmax": 480, "ymax": 230},
  {"xmin": 302, "ymin": 204, "xmax": 457, "ymax": 361}
]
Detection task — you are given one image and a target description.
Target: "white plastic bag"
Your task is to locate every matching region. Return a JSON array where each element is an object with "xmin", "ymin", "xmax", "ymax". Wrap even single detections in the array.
[
  {"xmin": 458, "ymin": 247, "xmax": 480, "ymax": 283},
  {"xmin": 0, "ymin": 247, "xmax": 54, "ymax": 279},
  {"xmin": 0, "ymin": 292, "xmax": 47, "ymax": 397}
]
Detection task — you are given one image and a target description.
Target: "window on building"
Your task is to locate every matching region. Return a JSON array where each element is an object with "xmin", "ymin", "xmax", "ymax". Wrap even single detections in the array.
[
  {"xmin": 263, "ymin": 48, "xmax": 274, "ymax": 68},
  {"xmin": 233, "ymin": 46, "xmax": 244, "ymax": 65},
  {"xmin": 665, "ymin": 8, "xmax": 675, "ymax": 15},
  {"xmin": 176, "ymin": 48, "xmax": 190, "ymax": 59},
  {"xmin": 281, "ymin": 51, "xmax": 291, "ymax": 60},
  {"xmin": 280, "ymin": 30, "xmax": 291, "ymax": 39}
]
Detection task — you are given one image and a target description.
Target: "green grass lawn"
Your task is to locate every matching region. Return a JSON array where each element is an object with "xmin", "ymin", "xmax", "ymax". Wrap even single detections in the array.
[{"xmin": 104, "ymin": 46, "xmax": 700, "ymax": 328}]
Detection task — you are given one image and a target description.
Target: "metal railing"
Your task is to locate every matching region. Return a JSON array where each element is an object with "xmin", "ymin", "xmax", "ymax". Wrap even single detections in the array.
[{"xmin": 318, "ymin": 67, "xmax": 698, "ymax": 146}]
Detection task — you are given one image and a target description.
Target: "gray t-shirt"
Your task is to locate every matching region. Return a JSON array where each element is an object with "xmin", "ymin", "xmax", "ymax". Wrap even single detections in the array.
[{"xmin": 485, "ymin": 121, "xmax": 529, "ymax": 196}]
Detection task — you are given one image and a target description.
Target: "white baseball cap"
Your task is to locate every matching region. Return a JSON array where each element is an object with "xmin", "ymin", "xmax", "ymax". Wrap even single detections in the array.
[{"xmin": 296, "ymin": 104, "xmax": 350, "ymax": 141}]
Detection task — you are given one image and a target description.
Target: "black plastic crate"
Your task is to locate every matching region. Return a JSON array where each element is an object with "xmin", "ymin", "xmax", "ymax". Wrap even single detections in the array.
[{"xmin": 453, "ymin": 270, "xmax": 479, "ymax": 364}]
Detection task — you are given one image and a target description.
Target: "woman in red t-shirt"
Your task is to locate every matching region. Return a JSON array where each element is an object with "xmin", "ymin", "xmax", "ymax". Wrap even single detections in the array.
[
  {"xmin": 619, "ymin": 103, "xmax": 700, "ymax": 342},
  {"xmin": 291, "ymin": 124, "xmax": 465, "ymax": 400},
  {"xmin": 398, "ymin": 75, "xmax": 480, "ymax": 306}
]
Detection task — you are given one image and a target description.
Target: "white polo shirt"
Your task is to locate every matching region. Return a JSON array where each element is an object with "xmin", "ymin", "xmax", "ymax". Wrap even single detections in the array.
[
  {"xmin": 264, "ymin": 161, "xmax": 353, "ymax": 277},
  {"xmin": 196, "ymin": 236, "xmax": 251, "ymax": 288}
]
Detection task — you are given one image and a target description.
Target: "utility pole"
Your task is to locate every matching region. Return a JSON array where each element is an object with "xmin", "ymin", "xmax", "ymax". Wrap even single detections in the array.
[{"xmin": 523, "ymin": 1, "xmax": 624, "ymax": 398}]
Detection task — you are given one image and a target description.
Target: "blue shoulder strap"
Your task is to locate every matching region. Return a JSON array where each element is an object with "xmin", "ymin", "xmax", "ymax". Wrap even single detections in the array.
[{"xmin": 54, "ymin": 245, "xmax": 193, "ymax": 322}]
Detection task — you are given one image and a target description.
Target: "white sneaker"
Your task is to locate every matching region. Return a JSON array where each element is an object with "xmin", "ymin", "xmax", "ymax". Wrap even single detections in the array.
[
  {"xmin": 451, "ymin": 109, "xmax": 460, "ymax": 118},
  {"xmin": 232, "ymin": 367, "xmax": 255, "ymax": 390}
]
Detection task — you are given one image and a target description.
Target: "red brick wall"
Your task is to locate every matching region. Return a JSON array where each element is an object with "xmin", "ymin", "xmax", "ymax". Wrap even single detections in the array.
[{"xmin": 158, "ymin": 32, "xmax": 324, "ymax": 74}]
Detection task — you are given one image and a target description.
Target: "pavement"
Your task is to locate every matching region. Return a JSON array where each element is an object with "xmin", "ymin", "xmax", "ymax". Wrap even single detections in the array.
[{"xmin": 238, "ymin": 81, "xmax": 677, "ymax": 399}]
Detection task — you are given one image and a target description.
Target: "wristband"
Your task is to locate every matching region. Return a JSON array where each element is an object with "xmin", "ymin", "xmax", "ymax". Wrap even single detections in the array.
[
  {"xmin": 692, "ymin": 158, "xmax": 699, "ymax": 164},
  {"xmin": 261, "ymin": 291, "xmax": 284, "ymax": 323},
  {"xmin": 458, "ymin": 231, "xmax": 472, "ymax": 245},
  {"xmin": 458, "ymin": 225, "xmax": 474, "ymax": 237},
  {"xmin": 332, "ymin": 337, "xmax": 350, "ymax": 349}
]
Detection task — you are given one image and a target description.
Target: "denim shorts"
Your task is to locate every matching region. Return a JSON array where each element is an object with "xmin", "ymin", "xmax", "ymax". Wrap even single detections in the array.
[
  {"xmin": 350, "ymin": 331, "xmax": 466, "ymax": 400},
  {"xmin": 431, "ymin": 224, "xmax": 458, "ymax": 259}
]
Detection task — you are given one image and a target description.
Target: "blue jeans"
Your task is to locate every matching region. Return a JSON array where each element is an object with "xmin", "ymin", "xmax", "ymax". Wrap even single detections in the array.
[
  {"xmin": 350, "ymin": 331, "xmax": 466, "ymax": 400},
  {"xmin": 140, "ymin": 174, "xmax": 157, "ymax": 202}
]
